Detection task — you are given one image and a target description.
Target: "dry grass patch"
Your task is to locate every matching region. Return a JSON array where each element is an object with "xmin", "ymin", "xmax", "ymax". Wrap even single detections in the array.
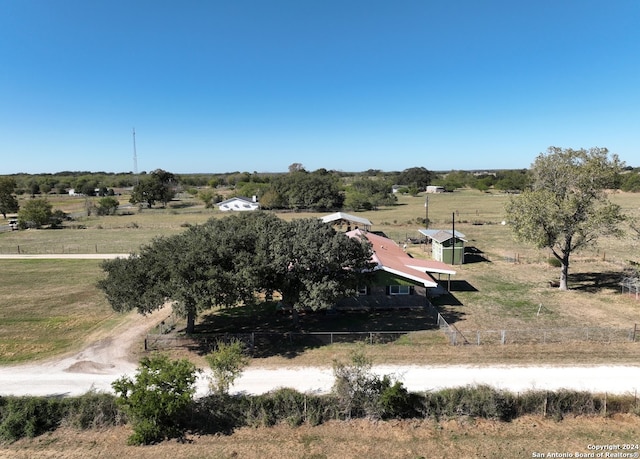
[
  {"xmin": 246, "ymin": 338, "xmax": 640, "ymax": 368},
  {"xmin": 3, "ymin": 415, "xmax": 639, "ymax": 459},
  {"xmin": 0, "ymin": 260, "xmax": 126, "ymax": 364}
]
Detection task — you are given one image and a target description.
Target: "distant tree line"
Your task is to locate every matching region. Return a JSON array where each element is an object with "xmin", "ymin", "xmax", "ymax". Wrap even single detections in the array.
[{"xmin": 3, "ymin": 163, "xmax": 640, "ymax": 219}]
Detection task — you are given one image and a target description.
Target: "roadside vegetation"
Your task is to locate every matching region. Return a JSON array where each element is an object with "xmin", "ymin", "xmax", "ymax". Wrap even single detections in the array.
[{"xmin": 2, "ymin": 349, "xmax": 640, "ymax": 447}]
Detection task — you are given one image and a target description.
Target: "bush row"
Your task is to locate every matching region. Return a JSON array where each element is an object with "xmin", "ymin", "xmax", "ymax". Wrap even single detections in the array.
[
  {"xmin": 0, "ymin": 392, "xmax": 123, "ymax": 443},
  {"xmin": 2, "ymin": 386, "xmax": 639, "ymax": 443}
]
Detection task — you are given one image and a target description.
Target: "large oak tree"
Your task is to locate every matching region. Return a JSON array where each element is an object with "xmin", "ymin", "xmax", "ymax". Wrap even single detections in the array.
[
  {"xmin": 98, "ymin": 212, "xmax": 373, "ymax": 333},
  {"xmin": 505, "ymin": 147, "xmax": 624, "ymax": 290},
  {"xmin": 17, "ymin": 198, "xmax": 53, "ymax": 229},
  {"xmin": 129, "ymin": 169, "xmax": 177, "ymax": 208}
]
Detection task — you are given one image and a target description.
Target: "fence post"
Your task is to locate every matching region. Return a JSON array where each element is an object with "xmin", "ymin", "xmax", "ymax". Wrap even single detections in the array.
[{"xmin": 501, "ymin": 330, "xmax": 506, "ymax": 345}]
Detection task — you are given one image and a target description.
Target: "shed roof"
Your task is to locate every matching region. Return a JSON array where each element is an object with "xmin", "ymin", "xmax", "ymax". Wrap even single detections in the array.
[
  {"xmin": 217, "ymin": 196, "xmax": 256, "ymax": 206},
  {"xmin": 347, "ymin": 229, "xmax": 456, "ymax": 287},
  {"xmin": 418, "ymin": 229, "xmax": 467, "ymax": 243},
  {"xmin": 321, "ymin": 212, "xmax": 372, "ymax": 228}
]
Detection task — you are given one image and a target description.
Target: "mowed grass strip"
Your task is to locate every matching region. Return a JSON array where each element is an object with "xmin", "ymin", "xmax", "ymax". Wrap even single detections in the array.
[{"xmin": 0, "ymin": 259, "xmax": 123, "ymax": 364}]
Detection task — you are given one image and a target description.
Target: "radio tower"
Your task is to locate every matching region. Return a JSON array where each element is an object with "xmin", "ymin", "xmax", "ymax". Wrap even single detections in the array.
[{"xmin": 132, "ymin": 127, "xmax": 139, "ymax": 184}]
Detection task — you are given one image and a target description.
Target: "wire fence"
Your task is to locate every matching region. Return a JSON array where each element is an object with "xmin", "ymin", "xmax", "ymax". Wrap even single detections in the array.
[
  {"xmin": 450, "ymin": 325, "xmax": 638, "ymax": 346},
  {"xmin": 144, "ymin": 330, "xmax": 411, "ymax": 354},
  {"xmin": 0, "ymin": 243, "xmax": 119, "ymax": 254},
  {"xmin": 144, "ymin": 304, "xmax": 638, "ymax": 351},
  {"xmin": 145, "ymin": 324, "xmax": 638, "ymax": 353},
  {"xmin": 427, "ymin": 303, "xmax": 470, "ymax": 345},
  {"xmin": 621, "ymin": 277, "xmax": 640, "ymax": 300}
]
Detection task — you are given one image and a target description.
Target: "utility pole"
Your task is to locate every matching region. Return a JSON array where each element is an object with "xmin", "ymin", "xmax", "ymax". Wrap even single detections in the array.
[
  {"xmin": 132, "ymin": 127, "xmax": 139, "ymax": 185},
  {"xmin": 452, "ymin": 211, "xmax": 456, "ymax": 265},
  {"xmin": 425, "ymin": 195, "xmax": 429, "ymax": 228}
]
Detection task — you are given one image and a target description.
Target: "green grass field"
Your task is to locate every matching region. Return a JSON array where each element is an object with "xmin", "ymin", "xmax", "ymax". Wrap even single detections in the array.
[
  {"xmin": 1, "ymin": 189, "xmax": 640, "ymax": 364},
  {"xmin": 0, "ymin": 259, "xmax": 125, "ymax": 364}
]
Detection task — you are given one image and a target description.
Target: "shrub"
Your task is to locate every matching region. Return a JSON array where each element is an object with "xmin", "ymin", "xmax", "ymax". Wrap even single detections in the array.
[
  {"xmin": 0, "ymin": 396, "xmax": 64, "ymax": 442},
  {"xmin": 247, "ymin": 388, "xmax": 304, "ymax": 427},
  {"xmin": 332, "ymin": 346, "xmax": 412, "ymax": 420},
  {"xmin": 545, "ymin": 390, "xmax": 598, "ymax": 420},
  {"xmin": 246, "ymin": 388, "xmax": 335, "ymax": 427},
  {"xmin": 547, "ymin": 257, "xmax": 562, "ymax": 267},
  {"xmin": 62, "ymin": 392, "xmax": 123, "ymax": 429},
  {"xmin": 378, "ymin": 379, "xmax": 421, "ymax": 419},
  {"xmin": 205, "ymin": 339, "xmax": 250, "ymax": 395},
  {"xmin": 515, "ymin": 390, "xmax": 548, "ymax": 416},
  {"xmin": 193, "ymin": 393, "xmax": 250, "ymax": 435},
  {"xmin": 95, "ymin": 197, "xmax": 119, "ymax": 216},
  {"xmin": 112, "ymin": 354, "xmax": 200, "ymax": 445},
  {"xmin": 423, "ymin": 385, "xmax": 515, "ymax": 421}
]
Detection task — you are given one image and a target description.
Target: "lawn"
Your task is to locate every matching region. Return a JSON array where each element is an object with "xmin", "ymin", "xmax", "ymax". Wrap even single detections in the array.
[{"xmin": 0, "ymin": 259, "xmax": 127, "ymax": 364}]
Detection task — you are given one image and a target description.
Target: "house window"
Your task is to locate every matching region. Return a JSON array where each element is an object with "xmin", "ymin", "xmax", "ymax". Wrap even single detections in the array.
[
  {"xmin": 357, "ymin": 286, "xmax": 368, "ymax": 295},
  {"xmin": 389, "ymin": 285, "xmax": 410, "ymax": 295}
]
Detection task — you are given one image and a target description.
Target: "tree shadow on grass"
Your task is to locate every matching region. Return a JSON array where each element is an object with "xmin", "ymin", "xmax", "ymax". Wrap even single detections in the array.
[
  {"xmin": 437, "ymin": 307, "xmax": 467, "ymax": 326},
  {"xmin": 570, "ymin": 270, "xmax": 625, "ymax": 294},
  {"xmin": 191, "ymin": 302, "xmax": 438, "ymax": 359},
  {"xmin": 430, "ymin": 292, "xmax": 467, "ymax": 325}
]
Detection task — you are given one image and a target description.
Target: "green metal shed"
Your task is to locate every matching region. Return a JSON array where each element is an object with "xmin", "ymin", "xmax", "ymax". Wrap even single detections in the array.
[{"xmin": 419, "ymin": 229, "xmax": 467, "ymax": 265}]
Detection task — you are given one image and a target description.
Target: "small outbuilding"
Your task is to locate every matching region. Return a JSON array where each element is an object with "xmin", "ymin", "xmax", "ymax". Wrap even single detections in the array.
[
  {"xmin": 321, "ymin": 212, "xmax": 372, "ymax": 232},
  {"xmin": 217, "ymin": 196, "xmax": 260, "ymax": 212},
  {"xmin": 419, "ymin": 229, "xmax": 467, "ymax": 265}
]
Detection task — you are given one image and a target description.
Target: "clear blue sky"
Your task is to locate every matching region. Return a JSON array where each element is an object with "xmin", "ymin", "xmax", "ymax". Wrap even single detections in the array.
[{"xmin": 1, "ymin": 0, "xmax": 639, "ymax": 174}]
